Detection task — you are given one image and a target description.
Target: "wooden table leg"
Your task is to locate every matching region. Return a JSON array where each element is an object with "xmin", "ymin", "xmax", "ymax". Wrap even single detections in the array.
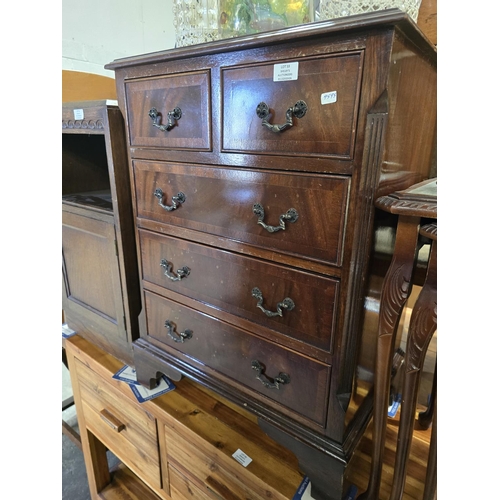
[
  {"xmin": 418, "ymin": 361, "xmax": 436, "ymax": 430},
  {"xmin": 358, "ymin": 215, "xmax": 420, "ymax": 500},
  {"xmin": 389, "ymin": 235, "xmax": 437, "ymax": 500},
  {"xmin": 423, "ymin": 397, "xmax": 437, "ymax": 500}
]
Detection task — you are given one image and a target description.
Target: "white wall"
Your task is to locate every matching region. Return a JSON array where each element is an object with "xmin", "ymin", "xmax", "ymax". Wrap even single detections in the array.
[{"xmin": 62, "ymin": 0, "xmax": 176, "ymax": 78}]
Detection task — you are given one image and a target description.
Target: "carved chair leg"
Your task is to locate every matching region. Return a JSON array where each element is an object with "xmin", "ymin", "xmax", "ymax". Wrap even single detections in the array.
[
  {"xmin": 423, "ymin": 396, "xmax": 437, "ymax": 500},
  {"xmin": 418, "ymin": 361, "xmax": 436, "ymax": 430},
  {"xmin": 358, "ymin": 215, "xmax": 420, "ymax": 500},
  {"xmin": 389, "ymin": 240, "xmax": 437, "ymax": 500}
]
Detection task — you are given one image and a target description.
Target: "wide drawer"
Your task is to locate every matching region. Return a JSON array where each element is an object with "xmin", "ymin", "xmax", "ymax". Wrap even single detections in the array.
[
  {"xmin": 134, "ymin": 161, "xmax": 349, "ymax": 266},
  {"xmin": 168, "ymin": 451, "xmax": 263, "ymax": 500},
  {"xmin": 74, "ymin": 358, "xmax": 162, "ymax": 490},
  {"xmin": 222, "ymin": 52, "xmax": 363, "ymax": 158},
  {"xmin": 144, "ymin": 290, "xmax": 330, "ymax": 425},
  {"xmin": 140, "ymin": 229, "xmax": 338, "ymax": 352},
  {"xmin": 125, "ymin": 71, "xmax": 211, "ymax": 150},
  {"xmin": 169, "ymin": 464, "xmax": 213, "ymax": 500}
]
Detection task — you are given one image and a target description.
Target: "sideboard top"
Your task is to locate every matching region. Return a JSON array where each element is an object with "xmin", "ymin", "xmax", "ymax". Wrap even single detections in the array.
[{"xmin": 105, "ymin": 9, "xmax": 436, "ymax": 71}]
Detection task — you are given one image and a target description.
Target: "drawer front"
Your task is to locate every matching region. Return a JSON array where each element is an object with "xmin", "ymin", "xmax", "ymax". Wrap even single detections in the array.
[
  {"xmin": 74, "ymin": 358, "xmax": 161, "ymax": 490},
  {"xmin": 140, "ymin": 230, "xmax": 338, "ymax": 352},
  {"xmin": 144, "ymin": 290, "xmax": 330, "ymax": 425},
  {"xmin": 125, "ymin": 71, "xmax": 211, "ymax": 150},
  {"xmin": 222, "ymin": 52, "xmax": 363, "ymax": 158},
  {"xmin": 169, "ymin": 464, "xmax": 227, "ymax": 500},
  {"xmin": 168, "ymin": 454, "xmax": 260, "ymax": 500},
  {"xmin": 135, "ymin": 161, "xmax": 349, "ymax": 266}
]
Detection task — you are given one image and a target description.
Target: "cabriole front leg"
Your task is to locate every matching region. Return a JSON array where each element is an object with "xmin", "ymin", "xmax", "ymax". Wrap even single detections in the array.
[
  {"xmin": 358, "ymin": 215, "xmax": 420, "ymax": 500},
  {"xmin": 389, "ymin": 230, "xmax": 437, "ymax": 500}
]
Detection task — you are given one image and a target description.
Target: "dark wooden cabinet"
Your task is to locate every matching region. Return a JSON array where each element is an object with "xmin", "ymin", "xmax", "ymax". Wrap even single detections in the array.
[
  {"xmin": 62, "ymin": 100, "xmax": 141, "ymax": 365},
  {"xmin": 105, "ymin": 10, "xmax": 436, "ymax": 500}
]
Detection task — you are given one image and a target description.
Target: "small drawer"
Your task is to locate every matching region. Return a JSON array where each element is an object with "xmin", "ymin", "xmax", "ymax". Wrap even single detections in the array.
[
  {"xmin": 134, "ymin": 161, "xmax": 350, "ymax": 266},
  {"xmin": 139, "ymin": 230, "xmax": 339, "ymax": 352},
  {"xmin": 222, "ymin": 52, "xmax": 363, "ymax": 158},
  {"xmin": 125, "ymin": 71, "xmax": 211, "ymax": 150},
  {"xmin": 144, "ymin": 291, "xmax": 330, "ymax": 425},
  {"xmin": 74, "ymin": 358, "xmax": 162, "ymax": 491}
]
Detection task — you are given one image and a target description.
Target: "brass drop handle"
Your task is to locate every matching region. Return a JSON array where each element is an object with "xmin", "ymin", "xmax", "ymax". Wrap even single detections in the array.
[
  {"xmin": 251, "ymin": 360, "xmax": 290, "ymax": 390},
  {"xmin": 253, "ymin": 203, "xmax": 298, "ymax": 233},
  {"xmin": 256, "ymin": 100, "xmax": 307, "ymax": 133},
  {"xmin": 160, "ymin": 258, "xmax": 190, "ymax": 281},
  {"xmin": 154, "ymin": 188, "xmax": 185, "ymax": 211},
  {"xmin": 149, "ymin": 106, "xmax": 182, "ymax": 131},
  {"xmin": 251, "ymin": 287, "xmax": 295, "ymax": 317},
  {"xmin": 99, "ymin": 409, "xmax": 125, "ymax": 433},
  {"xmin": 164, "ymin": 320, "xmax": 193, "ymax": 343}
]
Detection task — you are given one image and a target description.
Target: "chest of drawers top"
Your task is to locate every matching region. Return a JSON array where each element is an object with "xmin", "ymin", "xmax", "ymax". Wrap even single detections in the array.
[{"xmin": 106, "ymin": 9, "xmax": 436, "ymax": 176}]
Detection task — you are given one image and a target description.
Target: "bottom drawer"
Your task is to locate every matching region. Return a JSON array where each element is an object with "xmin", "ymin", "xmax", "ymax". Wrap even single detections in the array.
[
  {"xmin": 169, "ymin": 464, "xmax": 213, "ymax": 500},
  {"xmin": 166, "ymin": 436, "xmax": 266, "ymax": 500},
  {"xmin": 145, "ymin": 290, "xmax": 330, "ymax": 426},
  {"xmin": 74, "ymin": 358, "xmax": 162, "ymax": 491}
]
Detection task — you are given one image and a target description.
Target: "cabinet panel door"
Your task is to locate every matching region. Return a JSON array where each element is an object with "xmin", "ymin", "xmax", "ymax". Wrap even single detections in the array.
[{"xmin": 62, "ymin": 209, "xmax": 126, "ymax": 340}]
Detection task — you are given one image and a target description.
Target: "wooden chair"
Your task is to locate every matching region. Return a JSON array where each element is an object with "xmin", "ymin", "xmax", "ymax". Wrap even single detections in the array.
[{"xmin": 358, "ymin": 179, "xmax": 437, "ymax": 500}]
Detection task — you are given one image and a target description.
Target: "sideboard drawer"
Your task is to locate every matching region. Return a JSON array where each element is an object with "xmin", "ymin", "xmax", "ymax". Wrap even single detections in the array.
[
  {"xmin": 144, "ymin": 290, "xmax": 330, "ymax": 426},
  {"xmin": 140, "ymin": 229, "xmax": 338, "ymax": 352},
  {"xmin": 134, "ymin": 161, "xmax": 350, "ymax": 266},
  {"xmin": 125, "ymin": 71, "xmax": 211, "ymax": 150},
  {"xmin": 168, "ymin": 450, "xmax": 262, "ymax": 500},
  {"xmin": 222, "ymin": 52, "xmax": 363, "ymax": 158},
  {"xmin": 74, "ymin": 358, "xmax": 162, "ymax": 490},
  {"xmin": 169, "ymin": 464, "xmax": 213, "ymax": 500}
]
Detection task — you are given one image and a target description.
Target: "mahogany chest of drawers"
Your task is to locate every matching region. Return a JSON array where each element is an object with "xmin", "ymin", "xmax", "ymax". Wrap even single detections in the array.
[{"xmin": 105, "ymin": 10, "xmax": 436, "ymax": 499}]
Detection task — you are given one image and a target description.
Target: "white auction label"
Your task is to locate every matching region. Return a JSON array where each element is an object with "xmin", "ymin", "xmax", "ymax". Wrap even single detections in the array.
[
  {"xmin": 321, "ymin": 91, "xmax": 337, "ymax": 105},
  {"xmin": 232, "ymin": 449, "xmax": 253, "ymax": 467},
  {"xmin": 273, "ymin": 62, "xmax": 299, "ymax": 82},
  {"xmin": 73, "ymin": 108, "xmax": 84, "ymax": 120}
]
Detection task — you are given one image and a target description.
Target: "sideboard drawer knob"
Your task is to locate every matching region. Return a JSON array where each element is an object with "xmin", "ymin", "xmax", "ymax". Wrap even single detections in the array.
[{"xmin": 99, "ymin": 409, "xmax": 125, "ymax": 433}]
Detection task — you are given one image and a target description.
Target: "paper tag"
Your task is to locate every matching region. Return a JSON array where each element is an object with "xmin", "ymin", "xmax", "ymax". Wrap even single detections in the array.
[
  {"xmin": 273, "ymin": 62, "xmax": 299, "ymax": 82},
  {"xmin": 321, "ymin": 91, "xmax": 337, "ymax": 105},
  {"xmin": 112, "ymin": 365, "xmax": 141, "ymax": 386},
  {"xmin": 342, "ymin": 485, "xmax": 358, "ymax": 500},
  {"xmin": 388, "ymin": 394, "xmax": 402, "ymax": 418},
  {"xmin": 73, "ymin": 108, "xmax": 84, "ymax": 120},
  {"xmin": 129, "ymin": 375, "xmax": 176, "ymax": 403},
  {"xmin": 62, "ymin": 323, "xmax": 77, "ymax": 339},
  {"xmin": 232, "ymin": 449, "xmax": 253, "ymax": 467},
  {"xmin": 292, "ymin": 476, "xmax": 311, "ymax": 499}
]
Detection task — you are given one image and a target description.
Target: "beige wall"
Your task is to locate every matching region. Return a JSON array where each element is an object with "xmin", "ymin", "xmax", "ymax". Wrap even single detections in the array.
[{"xmin": 62, "ymin": 0, "xmax": 176, "ymax": 77}]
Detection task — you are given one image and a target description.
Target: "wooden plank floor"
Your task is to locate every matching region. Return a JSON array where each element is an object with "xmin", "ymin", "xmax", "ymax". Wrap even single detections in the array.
[{"xmin": 346, "ymin": 403, "xmax": 432, "ymax": 499}]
